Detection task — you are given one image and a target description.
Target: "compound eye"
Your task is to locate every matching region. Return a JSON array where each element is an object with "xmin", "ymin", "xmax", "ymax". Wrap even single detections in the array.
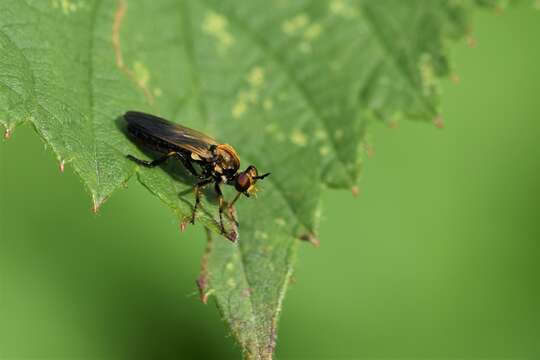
[
  {"xmin": 235, "ymin": 173, "xmax": 251, "ymax": 192},
  {"xmin": 247, "ymin": 166, "xmax": 259, "ymax": 178}
]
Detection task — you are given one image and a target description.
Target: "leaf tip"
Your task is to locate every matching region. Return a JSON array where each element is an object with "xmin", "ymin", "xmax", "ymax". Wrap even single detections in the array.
[
  {"xmin": 299, "ymin": 232, "xmax": 320, "ymax": 247},
  {"xmin": 388, "ymin": 120, "xmax": 399, "ymax": 129},
  {"xmin": 59, "ymin": 160, "xmax": 65, "ymax": 173},
  {"xmin": 433, "ymin": 116, "xmax": 445, "ymax": 129},
  {"xmin": 91, "ymin": 195, "xmax": 108, "ymax": 214},
  {"xmin": 364, "ymin": 143, "xmax": 374, "ymax": 158},
  {"xmin": 4, "ymin": 128, "xmax": 12, "ymax": 140},
  {"xmin": 179, "ymin": 221, "xmax": 187, "ymax": 232},
  {"xmin": 466, "ymin": 35, "xmax": 477, "ymax": 49},
  {"xmin": 227, "ymin": 229, "xmax": 239, "ymax": 243}
]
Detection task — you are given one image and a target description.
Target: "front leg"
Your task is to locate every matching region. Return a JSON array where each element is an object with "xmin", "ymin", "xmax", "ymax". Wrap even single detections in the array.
[
  {"xmin": 214, "ymin": 182, "xmax": 226, "ymax": 234},
  {"xmin": 225, "ymin": 192, "xmax": 242, "ymax": 227}
]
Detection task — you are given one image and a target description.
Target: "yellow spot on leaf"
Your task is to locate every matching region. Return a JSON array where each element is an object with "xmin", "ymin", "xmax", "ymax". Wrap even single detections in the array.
[
  {"xmin": 231, "ymin": 66, "xmax": 267, "ymax": 117},
  {"xmin": 265, "ymin": 123, "xmax": 278, "ymax": 133},
  {"xmin": 232, "ymin": 101, "xmax": 247, "ymax": 119},
  {"xmin": 304, "ymin": 23, "xmax": 322, "ymax": 41},
  {"xmin": 255, "ymin": 230, "xmax": 268, "ymax": 240},
  {"xmin": 319, "ymin": 146, "xmax": 330, "ymax": 156},
  {"xmin": 418, "ymin": 53, "xmax": 438, "ymax": 96},
  {"xmin": 299, "ymin": 41, "xmax": 312, "ymax": 53},
  {"xmin": 202, "ymin": 12, "xmax": 235, "ymax": 50},
  {"xmin": 291, "ymin": 129, "xmax": 308, "ymax": 146},
  {"xmin": 329, "ymin": 0, "xmax": 359, "ymax": 18},
  {"xmin": 249, "ymin": 91, "xmax": 259, "ymax": 104},
  {"xmin": 282, "ymin": 14, "xmax": 309, "ymax": 35},
  {"xmin": 247, "ymin": 67, "xmax": 265, "ymax": 87},
  {"xmin": 315, "ymin": 129, "xmax": 327, "ymax": 141},
  {"xmin": 263, "ymin": 99, "xmax": 274, "ymax": 110},
  {"xmin": 153, "ymin": 88, "xmax": 162, "ymax": 97},
  {"xmin": 51, "ymin": 0, "xmax": 83, "ymax": 14},
  {"xmin": 133, "ymin": 61, "xmax": 150, "ymax": 88}
]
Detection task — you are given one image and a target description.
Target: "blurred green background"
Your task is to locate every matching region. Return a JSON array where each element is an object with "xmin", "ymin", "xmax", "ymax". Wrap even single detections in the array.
[{"xmin": 1, "ymin": 6, "xmax": 539, "ymax": 360}]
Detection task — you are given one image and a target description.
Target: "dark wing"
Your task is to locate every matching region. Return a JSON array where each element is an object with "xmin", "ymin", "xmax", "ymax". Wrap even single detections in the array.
[{"xmin": 124, "ymin": 111, "xmax": 217, "ymax": 159}]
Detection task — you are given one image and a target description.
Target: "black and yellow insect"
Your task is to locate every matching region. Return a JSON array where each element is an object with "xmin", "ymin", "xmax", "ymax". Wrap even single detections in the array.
[{"xmin": 124, "ymin": 111, "xmax": 270, "ymax": 240}]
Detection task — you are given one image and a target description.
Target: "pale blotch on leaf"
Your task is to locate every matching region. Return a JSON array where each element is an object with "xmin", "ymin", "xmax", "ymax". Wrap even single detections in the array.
[
  {"xmin": 232, "ymin": 98, "xmax": 247, "ymax": 119},
  {"xmin": 299, "ymin": 41, "xmax": 312, "ymax": 53},
  {"xmin": 418, "ymin": 53, "xmax": 439, "ymax": 96},
  {"xmin": 329, "ymin": 0, "xmax": 359, "ymax": 18},
  {"xmin": 51, "ymin": 0, "xmax": 83, "ymax": 15},
  {"xmin": 133, "ymin": 61, "xmax": 150, "ymax": 88},
  {"xmin": 290, "ymin": 129, "xmax": 308, "ymax": 146},
  {"xmin": 282, "ymin": 14, "xmax": 309, "ymax": 35},
  {"xmin": 246, "ymin": 89, "xmax": 258, "ymax": 104},
  {"xmin": 304, "ymin": 23, "xmax": 322, "ymax": 41},
  {"xmin": 275, "ymin": 218, "xmax": 286, "ymax": 226},
  {"xmin": 255, "ymin": 230, "xmax": 269, "ymax": 240},
  {"xmin": 202, "ymin": 12, "xmax": 235, "ymax": 49},
  {"xmin": 275, "ymin": 132, "xmax": 286, "ymax": 142},
  {"xmin": 232, "ymin": 66, "xmax": 266, "ymax": 118},
  {"xmin": 282, "ymin": 15, "xmax": 322, "ymax": 53},
  {"xmin": 319, "ymin": 146, "xmax": 330, "ymax": 156},
  {"xmin": 247, "ymin": 66, "xmax": 265, "ymax": 87},
  {"xmin": 265, "ymin": 123, "xmax": 286, "ymax": 142},
  {"xmin": 314, "ymin": 129, "xmax": 327, "ymax": 141},
  {"xmin": 263, "ymin": 98, "xmax": 274, "ymax": 110},
  {"xmin": 153, "ymin": 88, "xmax": 163, "ymax": 97},
  {"xmin": 225, "ymin": 262, "xmax": 235, "ymax": 271},
  {"xmin": 227, "ymin": 278, "xmax": 237, "ymax": 288},
  {"xmin": 265, "ymin": 123, "xmax": 278, "ymax": 133}
]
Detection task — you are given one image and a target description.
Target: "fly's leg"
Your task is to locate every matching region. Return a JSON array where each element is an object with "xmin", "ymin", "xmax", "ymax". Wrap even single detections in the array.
[
  {"xmin": 214, "ymin": 183, "xmax": 226, "ymax": 234},
  {"xmin": 127, "ymin": 151, "xmax": 176, "ymax": 168},
  {"xmin": 226, "ymin": 192, "xmax": 242, "ymax": 227},
  {"xmin": 128, "ymin": 151, "xmax": 200, "ymax": 178},
  {"xmin": 192, "ymin": 178, "xmax": 213, "ymax": 224}
]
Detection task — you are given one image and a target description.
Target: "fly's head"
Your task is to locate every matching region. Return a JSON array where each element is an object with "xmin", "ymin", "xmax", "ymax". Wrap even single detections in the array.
[{"xmin": 233, "ymin": 165, "xmax": 270, "ymax": 197}]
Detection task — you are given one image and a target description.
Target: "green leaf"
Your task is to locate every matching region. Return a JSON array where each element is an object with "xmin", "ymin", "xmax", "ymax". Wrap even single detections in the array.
[{"xmin": 0, "ymin": 0, "xmax": 509, "ymax": 358}]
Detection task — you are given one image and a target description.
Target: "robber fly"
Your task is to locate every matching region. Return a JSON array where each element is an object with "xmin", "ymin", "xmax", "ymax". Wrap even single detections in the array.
[{"xmin": 124, "ymin": 111, "xmax": 270, "ymax": 241}]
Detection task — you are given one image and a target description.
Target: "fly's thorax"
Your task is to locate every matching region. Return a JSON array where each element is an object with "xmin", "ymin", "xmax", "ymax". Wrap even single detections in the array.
[{"xmin": 212, "ymin": 144, "xmax": 240, "ymax": 174}]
